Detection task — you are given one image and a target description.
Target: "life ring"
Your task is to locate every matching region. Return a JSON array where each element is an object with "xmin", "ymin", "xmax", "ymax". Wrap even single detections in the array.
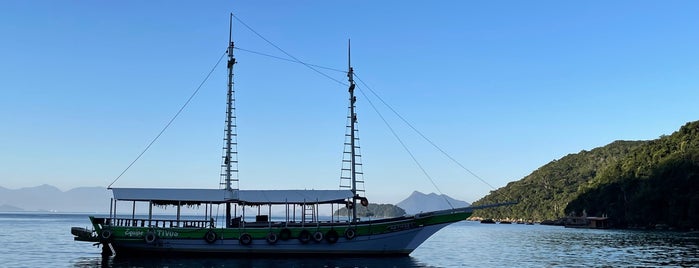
[
  {"xmin": 360, "ymin": 197, "xmax": 369, "ymax": 207},
  {"xmin": 239, "ymin": 233, "xmax": 252, "ymax": 245},
  {"xmin": 344, "ymin": 228, "xmax": 356, "ymax": 240},
  {"xmin": 312, "ymin": 231, "xmax": 324, "ymax": 242},
  {"xmin": 100, "ymin": 229, "xmax": 113, "ymax": 242},
  {"xmin": 325, "ymin": 229, "xmax": 339, "ymax": 244},
  {"xmin": 298, "ymin": 230, "xmax": 311, "ymax": 244},
  {"xmin": 204, "ymin": 230, "xmax": 217, "ymax": 244},
  {"xmin": 266, "ymin": 232, "xmax": 279, "ymax": 244},
  {"xmin": 144, "ymin": 231, "xmax": 157, "ymax": 244},
  {"xmin": 279, "ymin": 228, "xmax": 292, "ymax": 241}
]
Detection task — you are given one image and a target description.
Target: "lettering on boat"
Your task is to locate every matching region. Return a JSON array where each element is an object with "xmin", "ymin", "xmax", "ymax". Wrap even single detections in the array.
[
  {"xmin": 386, "ymin": 222, "xmax": 416, "ymax": 232},
  {"xmin": 156, "ymin": 230, "xmax": 179, "ymax": 238},
  {"xmin": 124, "ymin": 229, "xmax": 144, "ymax": 237}
]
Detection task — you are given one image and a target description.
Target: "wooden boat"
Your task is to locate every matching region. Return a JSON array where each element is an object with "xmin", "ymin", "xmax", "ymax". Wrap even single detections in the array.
[{"xmin": 72, "ymin": 14, "xmax": 509, "ymax": 257}]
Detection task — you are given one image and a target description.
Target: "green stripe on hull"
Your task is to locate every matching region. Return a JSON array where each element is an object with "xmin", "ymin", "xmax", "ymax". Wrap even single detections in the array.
[{"xmin": 94, "ymin": 211, "xmax": 471, "ymax": 242}]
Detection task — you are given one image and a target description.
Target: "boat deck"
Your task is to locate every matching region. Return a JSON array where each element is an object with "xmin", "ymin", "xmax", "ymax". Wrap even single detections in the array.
[{"xmin": 94, "ymin": 215, "xmax": 417, "ymax": 230}]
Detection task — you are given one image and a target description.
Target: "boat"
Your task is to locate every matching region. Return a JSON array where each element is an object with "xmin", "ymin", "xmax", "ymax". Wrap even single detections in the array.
[
  {"xmin": 72, "ymin": 14, "xmax": 511, "ymax": 257},
  {"xmin": 564, "ymin": 216, "xmax": 611, "ymax": 229}
]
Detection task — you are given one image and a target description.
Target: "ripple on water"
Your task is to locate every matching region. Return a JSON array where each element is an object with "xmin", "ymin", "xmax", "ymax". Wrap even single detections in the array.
[{"xmin": 1, "ymin": 214, "xmax": 698, "ymax": 267}]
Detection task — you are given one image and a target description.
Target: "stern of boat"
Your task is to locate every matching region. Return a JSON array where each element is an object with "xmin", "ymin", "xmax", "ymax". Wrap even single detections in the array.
[{"xmin": 70, "ymin": 216, "xmax": 103, "ymax": 243}]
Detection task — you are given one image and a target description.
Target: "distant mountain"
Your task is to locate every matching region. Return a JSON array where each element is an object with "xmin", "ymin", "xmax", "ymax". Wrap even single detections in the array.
[
  {"xmin": 334, "ymin": 203, "xmax": 406, "ymax": 218},
  {"xmin": 396, "ymin": 191, "xmax": 470, "ymax": 215},
  {"xmin": 0, "ymin": 184, "xmax": 110, "ymax": 213},
  {"xmin": 0, "ymin": 204, "xmax": 24, "ymax": 212}
]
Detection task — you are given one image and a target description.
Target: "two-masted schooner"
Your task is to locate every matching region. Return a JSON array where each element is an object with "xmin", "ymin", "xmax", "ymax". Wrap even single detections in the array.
[{"xmin": 72, "ymin": 14, "xmax": 501, "ymax": 257}]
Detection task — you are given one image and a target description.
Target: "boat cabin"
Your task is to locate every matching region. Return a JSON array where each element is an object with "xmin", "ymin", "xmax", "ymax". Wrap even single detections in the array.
[{"xmin": 105, "ymin": 188, "xmax": 357, "ymax": 229}]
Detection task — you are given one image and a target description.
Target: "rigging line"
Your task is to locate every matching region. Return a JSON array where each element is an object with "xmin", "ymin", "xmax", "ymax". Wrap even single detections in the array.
[
  {"xmin": 356, "ymin": 86, "xmax": 453, "ymax": 209},
  {"xmin": 234, "ymin": 47, "xmax": 345, "ymax": 73},
  {"xmin": 353, "ymin": 73, "xmax": 498, "ymax": 191},
  {"xmin": 230, "ymin": 13, "xmax": 346, "ymax": 87},
  {"xmin": 107, "ymin": 50, "xmax": 228, "ymax": 189}
]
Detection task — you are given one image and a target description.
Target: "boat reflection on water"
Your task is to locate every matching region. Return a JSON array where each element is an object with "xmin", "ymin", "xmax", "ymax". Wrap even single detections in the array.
[{"xmin": 73, "ymin": 255, "xmax": 426, "ymax": 268}]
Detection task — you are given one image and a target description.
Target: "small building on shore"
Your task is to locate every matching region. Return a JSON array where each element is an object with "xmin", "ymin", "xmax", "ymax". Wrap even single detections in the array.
[{"xmin": 564, "ymin": 216, "xmax": 611, "ymax": 229}]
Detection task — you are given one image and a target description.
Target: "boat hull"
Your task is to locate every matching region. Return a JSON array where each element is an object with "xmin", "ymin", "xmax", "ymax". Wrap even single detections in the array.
[
  {"xmin": 83, "ymin": 208, "xmax": 472, "ymax": 257},
  {"xmin": 110, "ymin": 223, "xmax": 451, "ymax": 257}
]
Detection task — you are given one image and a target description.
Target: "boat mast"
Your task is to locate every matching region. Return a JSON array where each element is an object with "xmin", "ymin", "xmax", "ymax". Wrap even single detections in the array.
[
  {"xmin": 224, "ymin": 13, "xmax": 239, "ymax": 227},
  {"xmin": 224, "ymin": 13, "xmax": 238, "ymax": 191},
  {"xmin": 347, "ymin": 40, "xmax": 358, "ymax": 221}
]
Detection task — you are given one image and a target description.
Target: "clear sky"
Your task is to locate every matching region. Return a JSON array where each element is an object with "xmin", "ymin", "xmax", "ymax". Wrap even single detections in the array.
[{"xmin": 1, "ymin": 1, "xmax": 698, "ymax": 204}]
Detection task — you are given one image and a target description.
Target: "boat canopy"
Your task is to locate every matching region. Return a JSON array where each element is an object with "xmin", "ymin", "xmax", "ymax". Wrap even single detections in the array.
[
  {"xmin": 237, "ymin": 190, "xmax": 354, "ymax": 205},
  {"xmin": 110, "ymin": 188, "xmax": 353, "ymax": 205},
  {"xmin": 110, "ymin": 188, "xmax": 233, "ymax": 203}
]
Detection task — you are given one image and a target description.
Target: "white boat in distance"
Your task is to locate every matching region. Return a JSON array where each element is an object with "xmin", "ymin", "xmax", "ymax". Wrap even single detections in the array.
[{"xmin": 71, "ymin": 14, "xmax": 511, "ymax": 257}]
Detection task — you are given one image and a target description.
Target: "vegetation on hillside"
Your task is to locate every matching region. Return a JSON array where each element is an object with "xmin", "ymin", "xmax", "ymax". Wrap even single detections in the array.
[
  {"xmin": 566, "ymin": 121, "xmax": 699, "ymax": 229},
  {"xmin": 473, "ymin": 121, "xmax": 699, "ymax": 229},
  {"xmin": 472, "ymin": 140, "xmax": 644, "ymax": 221},
  {"xmin": 334, "ymin": 203, "xmax": 406, "ymax": 218}
]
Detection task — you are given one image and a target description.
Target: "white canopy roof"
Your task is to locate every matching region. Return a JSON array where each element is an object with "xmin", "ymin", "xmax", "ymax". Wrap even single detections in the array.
[
  {"xmin": 111, "ymin": 188, "xmax": 233, "ymax": 203},
  {"xmin": 109, "ymin": 188, "xmax": 353, "ymax": 205},
  {"xmin": 237, "ymin": 190, "xmax": 354, "ymax": 205}
]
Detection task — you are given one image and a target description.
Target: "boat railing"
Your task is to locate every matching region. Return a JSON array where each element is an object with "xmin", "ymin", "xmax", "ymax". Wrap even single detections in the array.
[
  {"xmin": 242, "ymin": 220, "xmax": 351, "ymax": 227},
  {"xmin": 97, "ymin": 217, "xmax": 214, "ymax": 228},
  {"xmin": 95, "ymin": 217, "xmax": 353, "ymax": 229}
]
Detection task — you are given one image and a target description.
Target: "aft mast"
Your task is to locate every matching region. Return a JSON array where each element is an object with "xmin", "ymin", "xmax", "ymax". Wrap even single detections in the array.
[
  {"xmin": 340, "ymin": 40, "xmax": 367, "ymax": 222},
  {"xmin": 223, "ymin": 13, "xmax": 239, "ymax": 227}
]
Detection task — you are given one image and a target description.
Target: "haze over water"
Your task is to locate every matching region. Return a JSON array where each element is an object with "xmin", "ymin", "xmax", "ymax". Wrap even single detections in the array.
[{"xmin": 2, "ymin": 213, "xmax": 697, "ymax": 267}]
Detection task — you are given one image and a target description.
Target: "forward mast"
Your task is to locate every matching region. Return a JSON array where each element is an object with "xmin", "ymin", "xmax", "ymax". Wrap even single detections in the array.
[
  {"xmin": 223, "ymin": 13, "xmax": 239, "ymax": 192},
  {"xmin": 223, "ymin": 14, "xmax": 239, "ymax": 227}
]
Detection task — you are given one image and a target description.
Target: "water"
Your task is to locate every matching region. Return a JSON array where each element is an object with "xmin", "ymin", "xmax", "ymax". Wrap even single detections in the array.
[{"xmin": 1, "ymin": 213, "xmax": 698, "ymax": 267}]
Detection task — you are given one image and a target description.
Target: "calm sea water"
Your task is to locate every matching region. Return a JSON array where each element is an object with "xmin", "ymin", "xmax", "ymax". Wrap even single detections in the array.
[{"xmin": 1, "ymin": 213, "xmax": 698, "ymax": 267}]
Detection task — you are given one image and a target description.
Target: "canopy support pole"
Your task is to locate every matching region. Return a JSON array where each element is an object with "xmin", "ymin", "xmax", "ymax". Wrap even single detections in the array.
[
  {"xmin": 131, "ymin": 201, "xmax": 136, "ymax": 226},
  {"xmin": 148, "ymin": 201, "xmax": 153, "ymax": 227},
  {"xmin": 177, "ymin": 201, "xmax": 181, "ymax": 227}
]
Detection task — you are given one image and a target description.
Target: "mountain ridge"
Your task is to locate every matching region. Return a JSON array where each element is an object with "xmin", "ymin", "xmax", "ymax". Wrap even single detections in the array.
[
  {"xmin": 0, "ymin": 185, "xmax": 471, "ymax": 215},
  {"xmin": 396, "ymin": 191, "xmax": 470, "ymax": 215},
  {"xmin": 0, "ymin": 185, "xmax": 110, "ymax": 213}
]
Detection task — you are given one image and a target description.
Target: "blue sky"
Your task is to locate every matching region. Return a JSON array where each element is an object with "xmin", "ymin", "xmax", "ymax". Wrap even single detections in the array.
[{"xmin": 1, "ymin": 1, "xmax": 698, "ymax": 204}]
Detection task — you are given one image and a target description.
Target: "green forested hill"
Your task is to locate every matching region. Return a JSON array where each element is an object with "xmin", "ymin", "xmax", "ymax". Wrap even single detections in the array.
[
  {"xmin": 472, "ymin": 140, "xmax": 645, "ymax": 221},
  {"xmin": 473, "ymin": 121, "xmax": 699, "ymax": 229},
  {"xmin": 566, "ymin": 121, "xmax": 699, "ymax": 229}
]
